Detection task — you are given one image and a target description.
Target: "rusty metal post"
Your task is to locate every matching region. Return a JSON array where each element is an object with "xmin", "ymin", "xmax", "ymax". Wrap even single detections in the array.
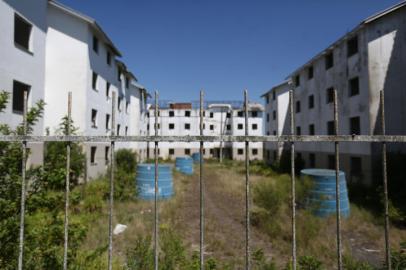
[
  {"xmin": 108, "ymin": 92, "xmax": 116, "ymax": 270},
  {"xmin": 200, "ymin": 90, "xmax": 205, "ymax": 270},
  {"xmin": 17, "ymin": 90, "xmax": 28, "ymax": 270},
  {"xmin": 154, "ymin": 91, "xmax": 159, "ymax": 270},
  {"xmin": 63, "ymin": 92, "xmax": 72, "ymax": 270},
  {"xmin": 289, "ymin": 89, "xmax": 297, "ymax": 270},
  {"xmin": 380, "ymin": 90, "xmax": 391, "ymax": 270},
  {"xmin": 333, "ymin": 89, "xmax": 343, "ymax": 270},
  {"xmin": 244, "ymin": 90, "xmax": 251, "ymax": 270}
]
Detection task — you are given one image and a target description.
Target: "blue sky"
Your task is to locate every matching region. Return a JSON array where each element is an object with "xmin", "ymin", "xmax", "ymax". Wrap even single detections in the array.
[{"xmin": 60, "ymin": 0, "xmax": 400, "ymax": 102}]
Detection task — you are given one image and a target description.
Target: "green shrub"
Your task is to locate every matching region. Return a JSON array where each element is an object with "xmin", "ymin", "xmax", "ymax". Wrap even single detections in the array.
[
  {"xmin": 343, "ymin": 255, "xmax": 374, "ymax": 270},
  {"xmin": 298, "ymin": 255, "xmax": 323, "ymax": 270}
]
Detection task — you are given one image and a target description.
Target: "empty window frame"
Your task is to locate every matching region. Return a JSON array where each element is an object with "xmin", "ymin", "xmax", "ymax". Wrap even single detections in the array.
[
  {"xmin": 349, "ymin": 77, "xmax": 360, "ymax": 97},
  {"xmin": 266, "ymin": 113, "xmax": 270, "ymax": 122},
  {"xmin": 210, "ymin": 112, "xmax": 214, "ymax": 118},
  {"xmin": 327, "ymin": 121, "xmax": 335, "ymax": 135},
  {"xmin": 237, "ymin": 111, "xmax": 244, "ymax": 117},
  {"xmin": 125, "ymin": 77, "xmax": 130, "ymax": 89},
  {"xmin": 296, "ymin": 101, "xmax": 301, "ymax": 113},
  {"xmin": 118, "ymin": 97, "xmax": 122, "ymax": 111},
  {"xmin": 309, "ymin": 153, "xmax": 316, "ymax": 168},
  {"xmin": 347, "ymin": 36, "xmax": 358, "ymax": 57},
  {"xmin": 12, "ymin": 80, "xmax": 30, "ymax": 113},
  {"xmin": 125, "ymin": 126, "xmax": 128, "ymax": 135},
  {"xmin": 210, "ymin": 125, "xmax": 214, "ymax": 130},
  {"xmin": 349, "ymin": 116, "xmax": 361, "ymax": 135},
  {"xmin": 185, "ymin": 148, "xmax": 191, "ymax": 155},
  {"xmin": 90, "ymin": 146, "xmax": 97, "ymax": 164},
  {"xmin": 308, "ymin": 95, "xmax": 314, "ymax": 109},
  {"xmin": 325, "ymin": 51, "xmax": 334, "ymax": 70},
  {"xmin": 92, "ymin": 72, "xmax": 98, "ymax": 91},
  {"xmin": 252, "ymin": 148, "xmax": 258, "ymax": 155},
  {"xmin": 273, "ymin": 110, "xmax": 276, "ymax": 120},
  {"xmin": 238, "ymin": 149, "xmax": 244, "ymax": 155},
  {"xmin": 252, "ymin": 124, "xmax": 258, "ymax": 130},
  {"xmin": 328, "ymin": 155, "xmax": 335, "ymax": 170},
  {"xmin": 185, "ymin": 111, "xmax": 191, "ymax": 117},
  {"xmin": 272, "ymin": 91, "xmax": 276, "ymax": 100},
  {"xmin": 106, "ymin": 82, "xmax": 111, "ymax": 99},
  {"xmin": 227, "ymin": 124, "xmax": 231, "ymax": 130},
  {"xmin": 105, "ymin": 146, "xmax": 110, "ymax": 164},
  {"xmin": 14, "ymin": 14, "xmax": 32, "ymax": 52},
  {"xmin": 296, "ymin": 126, "xmax": 301, "ymax": 135},
  {"xmin": 252, "ymin": 111, "xmax": 258, "ymax": 117},
  {"xmin": 126, "ymin": 102, "xmax": 130, "ymax": 114},
  {"xmin": 169, "ymin": 123, "xmax": 175, "ymax": 130},
  {"xmin": 295, "ymin": 75, "xmax": 300, "ymax": 87},
  {"xmin": 91, "ymin": 109, "xmax": 98, "ymax": 128},
  {"xmin": 169, "ymin": 148, "xmax": 175, "ymax": 155},
  {"xmin": 326, "ymin": 87, "xmax": 334, "ymax": 104},
  {"xmin": 169, "ymin": 111, "xmax": 175, "ymax": 117},
  {"xmin": 93, "ymin": 35, "xmax": 99, "ymax": 53},
  {"xmin": 266, "ymin": 95, "xmax": 269, "ymax": 104},
  {"xmin": 184, "ymin": 123, "xmax": 191, "ymax": 130},
  {"xmin": 308, "ymin": 66, "xmax": 314, "ymax": 79},
  {"xmin": 210, "ymin": 149, "xmax": 214, "ymax": 155},
  {"xmin": 107, "ymin": 51, "xmax": 112, "ymax": 66},
  {"xmin": 117, "ymin": 124, "xmax": 121, "ymax": 135},
  {"xmin": 238, "ymin": 124, "xmax": 244, "ymax": 130},
  {"xmin": 309, "ymin": 124, "xmax": 315, "ymax": 135},
  {"xmin": 105, "ymin": 114, "xmax": 110, "ymax": 130},
  {"xmin": 117, "ymin": 70, "xmax": 121, "ymax": 82}
]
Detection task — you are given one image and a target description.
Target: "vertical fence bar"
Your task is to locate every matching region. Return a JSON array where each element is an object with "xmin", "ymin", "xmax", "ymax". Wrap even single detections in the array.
[
  {"xmin": 199, "ymin": 90, "xmax": 205, "ymax": 270},
  {"xmin": 289, "ymin": 89, "xmax": 297, "ymax": 270},
  {"xmin": 17, "ymin": 90, "xmax": 28, "ymax": 270},
  {"xmin": 380, "ymin": 90, "xmax": 391, "ymax": 270},
  {"xmin": 244, "ymin": 90, "xmax": 251, "ymax": 270},
  {"xmin": 333, "ymin": 89, "xmax": 343, "ymax": 270},
  {"xmin": 154, "ymin": 91, "xmax": 159, "ymax": 270},
  {"xmin": 108, "ymin": 92, "xmax": 116, "ymax": 270},
  {"xmin": 63, "ymin": 92, "xmax": 72, "ymax": 270}
]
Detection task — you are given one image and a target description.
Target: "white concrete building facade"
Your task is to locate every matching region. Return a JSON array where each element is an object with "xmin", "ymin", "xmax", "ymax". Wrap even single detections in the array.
[
  {"xmin": 146, "ymin": 101, "xmax": 264, "ymax": 161},
  {"xmin": 262, "ymin": 2, "xmax": 406, "ymax": 185}
]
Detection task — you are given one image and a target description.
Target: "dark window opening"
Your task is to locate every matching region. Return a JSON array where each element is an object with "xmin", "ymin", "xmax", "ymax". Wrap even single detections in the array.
[
  {"xmin": 210, "ymin": 125, "xmax": 214, "ymax": 130},
  {"xmin": 185, "ymin": 149, "xmax": 191, "ymax": 155},
  {"xmin": 210, "ymin": 112, "xmax": 214, "ymax": 118},
  {"xmin": 309, "ymin": 124, "xmax": 315, "ymax": 135},
  {"xmin": 117, "ymin": 124, "xmax": 121, "ymax": 135},
  {"xmin": 90, "ymin": 146, "xmax": 97, "ymax": 164},
  {"xmin": 125, "ymin": 77, "xmax": 130, "ymax": 89},
  {"xmin": 105, "ymin": 146, "xmax": 110, "ymax": 164},
  {"xmin": 107, "ymin": 51, "xmax": 112, "ymax": 66},
  {"xmin": 252, "ymin": 111, "xmax": 258, "ymax": 117},
  {"xmin": 93, "ymin": 35, "xmax": 99, "ymax": 53},
  {"xmin": 238, "ymin": 149, "xmax": 244, "ymax": 155},
  {"xmin": 14, "ymin": 14, "xmax": 32, "ymax": 51},
  {"xmin": 106, "ymin": 114, "xmax": 110, "ymax": 130},
  {"xmin": 118, "ymin": 97, "xmax": 122, "ymax": 111},
  {"xmin": 273, "ymin": 91, "xmax": 276, "ymax": 100},
  {"xmin": 349, "ymin": 77, "xmax": 360, "ymax": 97},
  {"xmin": 309, "ymin": 153, "xmax": 316, "ymax": 168},
  {"xmin": 325, "ymin": 52, "xmax": 334, "ymax": 70},
  {"xmin": 106, "ymin": 82, "xmax": 110, "ymax": 99},
  {"xmin": 92, "ymin": 72, "xmax": 98, "ymax": 91},
  {"xmin": 295, "ymin": 75, "xmax": 300, "ymax": 87},
  {"xmin": 296, "ymin": 101, "xmax": 301, "ymax": 113},
  {"xmin": 185, "ymin": 111, "xmax": 191, "ymax": 117},
  {"xmin": 252, "ymin": 149, "xmax": 258, "ymax": 155},
  {"xmin": 238, "ymin": 124, "xmax": 243, "ymax": 130},
  {"xmin": 347, "ymin": 36, "xmax": 358, "ymax": 57},
  {"xmin": 226, "ymin": 112, "xmax": 231, "ymax": 118},
  {"xmin": 169, "ymin": 123, "xmax": 175, "ymax": 130},
  {"xmin": 91, "ymin": 109, "xmax": 97, "ymax": 128},
  {"xmin": 266, "ymin": 114, "xmax": 270, "ymax": 122},
  {"xmin": 169, "ymin": 111, "xmax": 174, "ymax": 117},
  {"xmin": 308, "ymin": 95, "xmax": 314, "ymax": 109},
  {"xmin": 308, "ymin": 66, "xmax": 314, "ymax": 79},
  {"xmin": 328, "ymin": 155, "xmax": 335, "ymax": 170},
  {"xmin": 350, "ymin": 157, "xmax": 362, "ymax": 176},
  {"xmin": 227, "ymin": 124, "xmax": 231, "ymax": 130},
  {"xmin": 12, "ymin": 81, "xmax": 30, "ymax": 113},
  {"xmin": 296, "ymin": 126, "xmax": 301, "ymax": 135},
  {"xmin": 349, "ymin": 116, "xmax": 361, "ymax": 135},
  {"xmin": 327, "ymin": 121, "xmax": 335, "ymax": 135},
  {"xmin": 238, "ymin": 111, "xmax": 244, "ymax": 117},
  {"xmin": 266, "ymin": 95, "xmax": 269, "ymax": 104},
  {"xmin": 185, "ymin": 123, "xmax": 191, "ymax": 130},
  {"xmin": 273, "ymin": 111, "xmax": 276, "ymax": 120},
  {"xmin": 326, "ymin": 87, "xmax": 334, "ymax": 104},
  {"xmin": 252, "ymin": 124, "xmax": 258, "ymax": 130},
  {"xmin": 169, "ymin": 149, "xmax": 174, "ymax": 155}
]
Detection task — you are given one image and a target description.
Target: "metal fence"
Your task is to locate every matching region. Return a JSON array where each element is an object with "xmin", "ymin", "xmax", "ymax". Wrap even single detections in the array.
[{"xmin": 1, "ymin": 89, "xmax": 402, "ymax": 270}]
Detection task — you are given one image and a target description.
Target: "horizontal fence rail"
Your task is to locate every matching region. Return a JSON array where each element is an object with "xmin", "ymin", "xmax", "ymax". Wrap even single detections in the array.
[
  {"xmin": 2, "ymin": 89, "xmax": 395, "ymax": 270},
  {"xmin": 1, "ymin": 135, "xmax": 406, "ymax": 143}
]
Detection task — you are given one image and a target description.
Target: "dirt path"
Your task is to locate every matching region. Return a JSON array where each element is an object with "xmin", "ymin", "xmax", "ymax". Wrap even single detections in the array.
[{"xmin": 173, "ymin": 164, "xmax": 276, "ymax": 268}]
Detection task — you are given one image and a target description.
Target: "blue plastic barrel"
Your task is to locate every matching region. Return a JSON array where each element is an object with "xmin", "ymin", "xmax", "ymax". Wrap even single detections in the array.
[
  {"xmin": 136, "ymin": 164, "xmax": 173, "ymax": 200},
  {"xmin": 301, "ymin": 169, "xmax": 350, "ymax": 218},
  {"xmin": 192, "ymin": 153, "xmax": 202, "ymax": 163},
  {"xmin": 175, "ymin": 156, "xmax": 193, "ymax": 175}
]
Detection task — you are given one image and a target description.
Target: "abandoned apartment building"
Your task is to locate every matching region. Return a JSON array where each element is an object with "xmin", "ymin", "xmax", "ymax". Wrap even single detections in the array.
[{"xmin": 262, "ymin": 1, "xmax": 406, "ymax": 185}]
